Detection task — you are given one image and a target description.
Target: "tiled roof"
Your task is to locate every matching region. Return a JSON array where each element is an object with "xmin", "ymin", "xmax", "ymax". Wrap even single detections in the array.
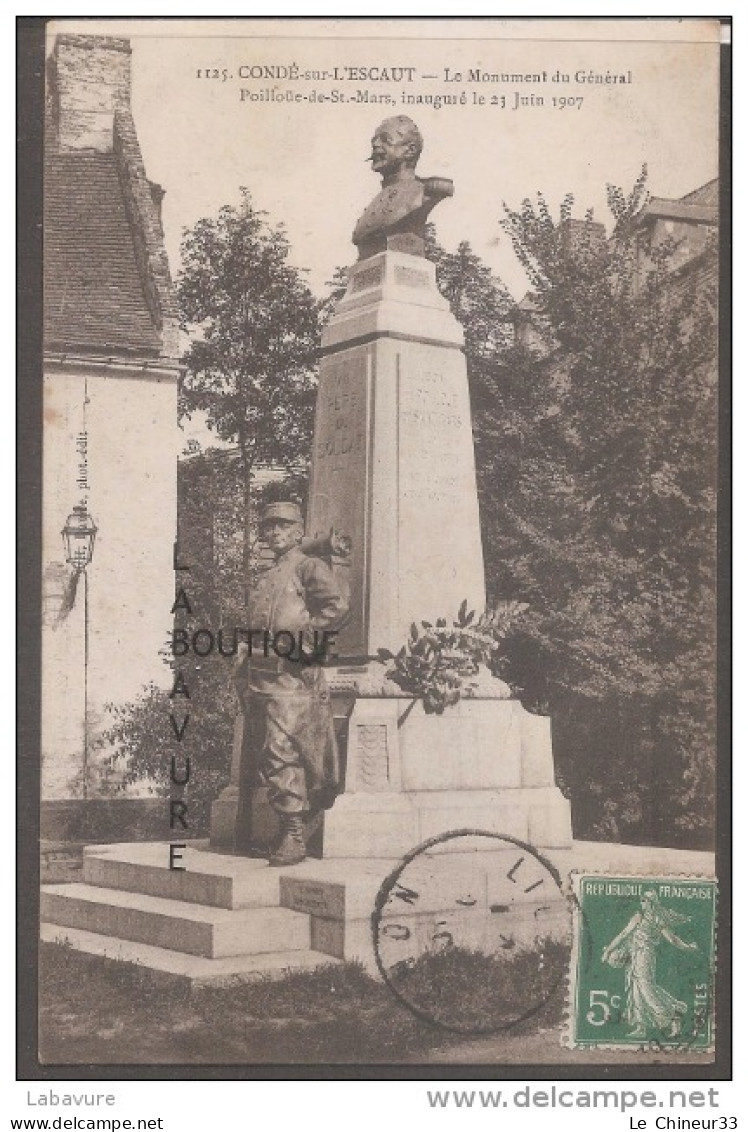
[
  {"xmin": 681, "ymin": 180, "xmax": 719, "ymax": 207},
  {"xmin": 44, "ymin": 149, "xmax": 162, "ymax": 354},
  {"xmin": 639, "ymin": 199, "xmax": 717, "ymax": 225},
  {"xmin": 516, "ymin": 291, "xmax": 544, "ymax": 313},
  {"xmin": 638, "ymin": 181, "xmax": 718, "ymax": 228}
]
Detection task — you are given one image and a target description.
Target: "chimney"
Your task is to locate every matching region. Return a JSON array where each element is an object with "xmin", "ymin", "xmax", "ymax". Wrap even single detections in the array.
[
  {"xmin": 148, "ymin": 180, "xmax": 166, "ymax": 225},
  {"xmin": 50, "ymin": 34, "xmax": 132, "ymax": 152}
]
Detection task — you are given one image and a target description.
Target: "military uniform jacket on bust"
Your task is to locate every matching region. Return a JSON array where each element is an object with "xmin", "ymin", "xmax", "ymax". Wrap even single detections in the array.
[
  {"xmin": 352, "ymin": 178, "xmax": 426, "ymax": 249},
  {"xmin": 352, "ymin": 176, "xmax": 454, "ymax": 257}
]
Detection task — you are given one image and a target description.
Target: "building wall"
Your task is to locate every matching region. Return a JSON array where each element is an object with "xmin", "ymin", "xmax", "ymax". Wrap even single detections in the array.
[{"xmin": 42, "ymin": 362, "xmax": 179, "ymax": 798}]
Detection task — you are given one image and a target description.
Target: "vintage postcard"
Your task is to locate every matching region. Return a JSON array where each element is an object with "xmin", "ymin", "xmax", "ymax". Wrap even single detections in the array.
[{"xmin": 24, "ymin": 16, "xmax": 727, "ymax": 1076}]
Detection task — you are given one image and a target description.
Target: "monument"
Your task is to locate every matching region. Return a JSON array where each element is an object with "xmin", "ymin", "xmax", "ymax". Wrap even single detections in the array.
[
  {"xmin": 42, "ymin": 117, "xmax": 714, "ymax": 990},
  {"xmin": 304, "ymin": 116, "xmax": 573, "ymax": 858}
]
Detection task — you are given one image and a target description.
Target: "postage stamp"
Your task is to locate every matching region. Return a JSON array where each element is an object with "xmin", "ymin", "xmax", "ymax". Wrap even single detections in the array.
[{"xmin": 569, "ymin": 875, "xmax": 717, "ymax": 1051}]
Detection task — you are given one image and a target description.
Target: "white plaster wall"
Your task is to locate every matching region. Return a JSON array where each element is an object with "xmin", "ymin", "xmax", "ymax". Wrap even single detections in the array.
[{"xmin": 42, "ymin": 364, "xmax": 179, "ymax": 799}]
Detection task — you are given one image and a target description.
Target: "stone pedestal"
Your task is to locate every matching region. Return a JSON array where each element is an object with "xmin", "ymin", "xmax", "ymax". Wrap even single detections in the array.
[
  {"xmin": 211, "ymin": 246, "xmax": 573, "ymax": 857},
  {"xmin": 308, "ymin": 249, "xmax": 572, "ymax": 853},
  {"xmin": 322, "ymin": 692, "xmax": 572, "ymax": 857},
  {"xmin": 43, "ymin": 841, "xmax": 714, "ymax": 985},
  {"xmin": 308, "ymin": 251, "xmax": 485, "ymax": 658}
]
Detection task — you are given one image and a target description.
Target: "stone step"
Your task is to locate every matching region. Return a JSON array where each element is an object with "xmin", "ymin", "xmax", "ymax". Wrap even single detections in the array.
[
  {"xmin": 80, "ymin": 842, "xmax": 402, "ymax": 913},
  {"xmin": 41, "ymin": 883, "xmax": 311, "ymax": 959},
  {"xmin": 82, "ymin": 842, "xmax": 284, "ymax": 910},
  {"xmin": 41, "ymin": 923, "xmax": 341, "ymax": 988}
]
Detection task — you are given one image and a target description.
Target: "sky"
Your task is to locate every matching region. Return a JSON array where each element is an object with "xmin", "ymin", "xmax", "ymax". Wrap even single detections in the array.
[
  {"xmin": 58, "ymin": 16, "xmax": 723, "ymax": 303},
  {"xmin": 45, "ymin": 18, "xmax": 722, "ymax": 452}
]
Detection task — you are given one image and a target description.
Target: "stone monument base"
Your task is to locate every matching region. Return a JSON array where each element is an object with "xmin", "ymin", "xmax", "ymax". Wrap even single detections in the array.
[
  {"xmin": 320, "ymin": 691, "xmax": 572, "ymax": 857},
  {"xmin": 321, "ymin": 786, "xmax": 571, "ymax": 859},
  {"xmin": 41, "ymin": 839, "xmax": 715, "ymax": 986},
  {"xmin": 210, "ymin": 692, "xmax": 573, "ymax": 857}
]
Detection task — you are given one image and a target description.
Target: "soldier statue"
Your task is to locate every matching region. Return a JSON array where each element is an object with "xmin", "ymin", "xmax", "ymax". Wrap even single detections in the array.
[{"xmin": 234, "ymin": 501, "xmax": 350, "ymax": 867}]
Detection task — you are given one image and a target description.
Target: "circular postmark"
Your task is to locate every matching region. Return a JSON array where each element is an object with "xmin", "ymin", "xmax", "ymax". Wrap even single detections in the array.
[{"xmin": 371, "ymin": 828, "xmax": 572, "ymax": 1035}]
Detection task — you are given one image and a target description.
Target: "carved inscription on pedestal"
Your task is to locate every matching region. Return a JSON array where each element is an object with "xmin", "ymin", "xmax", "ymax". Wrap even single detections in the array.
[
  {"xmin": 394, "ymin": 265, "xmax": 429, "ymax": 289},
  {"xmin": 308, "ymin": 352, "xmax": 370, "ymax": 656},
  {"xmin": 352, "ymin": 264, "xmax": 384, "ymax": 292},
  {"xmin": 356, "ymin": 723, "xmax": 391, "ymax": 791},
  {"xmin": 397, "ymin": 349, "xmax": 485, "ymax": 624},
  {"xmin": 400, "ymin": 367, "xmax": 465, "ymax": 509}
]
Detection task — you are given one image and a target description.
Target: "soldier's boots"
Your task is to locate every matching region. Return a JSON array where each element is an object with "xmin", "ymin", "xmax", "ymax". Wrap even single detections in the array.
[{"xmin": 268, "ymin": 814, "xmax": 307, "ymax": 867}]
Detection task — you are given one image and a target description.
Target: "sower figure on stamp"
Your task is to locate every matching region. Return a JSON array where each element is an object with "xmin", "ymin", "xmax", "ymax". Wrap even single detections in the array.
[
  {"xmin": 601, "ymin": 889, "xmax": 698, "ymax": 1039},
  {"xmin": 234, "ymin": 501, "xmax": 350, "ymax": 867}
]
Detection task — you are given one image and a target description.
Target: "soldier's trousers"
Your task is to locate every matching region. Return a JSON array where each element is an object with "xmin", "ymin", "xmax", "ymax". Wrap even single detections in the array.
[
  {"xmin": 258, "ymin": 697, "xmax": 309, "ymax": 815},
  {"xmin": 238, "ymin": 695, "xmax": 307, "ymax": 817},
  {"xmin": 237, "ymin": 662, "xmax": 340, "ymax": 837}
]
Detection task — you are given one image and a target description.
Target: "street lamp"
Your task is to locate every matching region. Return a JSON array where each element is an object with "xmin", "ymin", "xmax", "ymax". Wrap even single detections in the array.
[
  {"xmin": 61, "ymin": 504, "xmax": 97, "ymax": 801},
  {"xmin": 62, "ymin": 505, "xmax": 97, "ymax": 572}
]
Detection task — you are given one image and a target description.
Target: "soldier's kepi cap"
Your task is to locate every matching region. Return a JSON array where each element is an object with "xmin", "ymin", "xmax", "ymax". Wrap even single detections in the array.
[{"xmin": 259, "ymin": 501, "xmax": 303, "ymax": 526}]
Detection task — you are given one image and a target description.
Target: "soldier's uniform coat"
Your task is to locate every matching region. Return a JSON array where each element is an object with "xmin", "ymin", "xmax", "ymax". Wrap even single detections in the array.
[{"xmin": 236, "ymin": 545, "xmax": 349, "ymax": 821}]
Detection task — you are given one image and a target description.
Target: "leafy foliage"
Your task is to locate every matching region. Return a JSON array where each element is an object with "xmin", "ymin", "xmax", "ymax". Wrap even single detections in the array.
[
  {"xmin": 425, "ymin": 225, "xmax": 514, "ymax": 360},
  {"xmin": 177, "ymin": 189, "xmax": 319, "ymax": 610},
  {"xmin": 483, "ymin": 170, "xmax": 719, "ymax": 841},
  {"xmin": 378, "ymin": 601, "xmax": 527, "ymax": 714},
  {"xmin": 100, "ymin": 665, "xmax": 235, "ymax": 833},
  {"xmin": 178, "ymin": 188, "xmax": 319, "ymax": 457}
]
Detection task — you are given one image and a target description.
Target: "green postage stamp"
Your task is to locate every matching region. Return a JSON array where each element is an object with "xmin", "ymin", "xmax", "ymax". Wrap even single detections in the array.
[{"xmin": 569, "ymin": 875, "xmax": 717, "ymax": 1051}]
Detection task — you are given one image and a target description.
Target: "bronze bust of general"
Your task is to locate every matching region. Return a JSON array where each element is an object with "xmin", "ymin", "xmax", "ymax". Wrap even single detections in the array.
[{"xmin": 353, "ymin": 116, "xmax": 453, "ymax": 260}]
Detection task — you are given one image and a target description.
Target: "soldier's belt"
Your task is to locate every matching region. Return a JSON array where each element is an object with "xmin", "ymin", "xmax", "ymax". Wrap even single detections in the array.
[{"xmin": 248, "ymin": 655, "xmax": 283, "ymax": 674}]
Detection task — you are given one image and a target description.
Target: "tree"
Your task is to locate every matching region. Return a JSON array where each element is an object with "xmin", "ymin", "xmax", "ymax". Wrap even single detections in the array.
[
  {"xmin": 423, "ymin": 226, "xmax": 514, "ymax": 425},
  {"xmin": 177, "ymin": 189, "xmax": 320, "ymax": 610},
  {"xmin": 101, "ymin": 668, "xmax": 236, "ymax": 834},
  {"xmin": 484, "ymin": 172, "xmax": 719, "ymax": 843},
  {"xmin": 425, "ymin": 225, "xmax": 513, "ymax": 367}
]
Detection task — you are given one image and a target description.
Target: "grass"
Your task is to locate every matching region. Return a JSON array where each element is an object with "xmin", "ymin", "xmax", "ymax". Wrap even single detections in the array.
[
  {"xmin": 386, "ymin": 939, "xmax": 569, "ymax": 1034},
  {"xmin": 38, "ymin": 939, "xmax": 566, "ymax": 1066}
]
